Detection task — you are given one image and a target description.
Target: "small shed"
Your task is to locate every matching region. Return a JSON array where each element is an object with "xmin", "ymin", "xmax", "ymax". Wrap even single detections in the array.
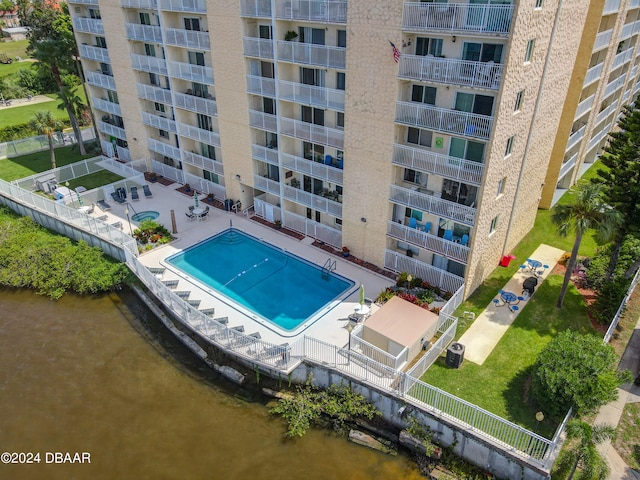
[{"xmin": 362, "ymin": 296, "xmax": 439, "ymax": 363}]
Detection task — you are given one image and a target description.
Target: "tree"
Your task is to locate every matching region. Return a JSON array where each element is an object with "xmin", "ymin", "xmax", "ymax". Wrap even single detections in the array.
[
  {"xmin": 30, "ymin": 111, "xmax": 63, "ymax": 170},
  {"xmin": 564, "ymin": 420, "xmax": 615, "ymax": 480},
  {"xmin": 15, "ymin": 0, "xmax": 31, "ymax": 27},
  {"xmin": 531, "ymin": 330, "xmax": 631, "ymax": 417},
  {"xmin": 552, "ymin": 181, "xmax": 619, "ymax": 308}
]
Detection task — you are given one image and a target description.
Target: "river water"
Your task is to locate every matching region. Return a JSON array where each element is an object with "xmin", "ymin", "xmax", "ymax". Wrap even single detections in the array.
[{"xmin": 0, "ymin": 288, "xmax": 423, "ymax": 480}]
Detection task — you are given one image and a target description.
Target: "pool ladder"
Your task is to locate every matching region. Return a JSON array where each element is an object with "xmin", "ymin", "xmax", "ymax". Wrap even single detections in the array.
[{"xmin": 321, "ymin": 258, "xmax": 336, "ymax": 280}]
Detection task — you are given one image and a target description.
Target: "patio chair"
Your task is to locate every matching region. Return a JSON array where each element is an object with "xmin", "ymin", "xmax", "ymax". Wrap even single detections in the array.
[
  {"xmin": 199, "ymin": 210, "xmax": 209, "ymax": 221},
  {"xmin": 185, "ymin": 212, "xmax": 196, "ymax": 221},
  {"xmin": 143, "ymin": 185, "xmax": 153, "ymax": 198},
  {"xmin": 423, "ymin": 221, "xmax": 432, "ymax": 234},
  {"xmin": 97, "ymin": 199, "xmax": 112, "ymax": 211},
  {"xmin": 409, "ymin": 217, "xmax": 417, "ymax": 229},
  {"xmin": 130, "ymin": 186, "xmax": 139, "ymax": 200},
  {"xmin": 460, "ymin": 234, "xmax": 469, "ymax": 246},
  {"xmin": 188, "ymin": 205, "xmax": 195, "ymax": 212},
  {"xmin": 444, "ymin": 229, "xmax": 453, "ymax": 241},
  {"xmin": 110, "ymin": 191, "xmax": 125, "ymax": 204}
]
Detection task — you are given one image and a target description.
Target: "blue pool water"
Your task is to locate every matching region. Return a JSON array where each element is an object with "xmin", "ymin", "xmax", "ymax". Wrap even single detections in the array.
[
  {"xmin": 132, "ymin": 211, "xmax": 160, "ymax": 222},
  {"xmin": 166, "ymin": 229, "xmax": 354, "ymax": 332}
]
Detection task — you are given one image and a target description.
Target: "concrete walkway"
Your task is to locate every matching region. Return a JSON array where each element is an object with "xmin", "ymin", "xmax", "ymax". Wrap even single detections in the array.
[
  {"xmin": 458, "ymin": 244, "xmax": 565, "ymax": 365},
  {"xmin": 0, "ymin": 94, "xmax": 53, "ymax": 110}
]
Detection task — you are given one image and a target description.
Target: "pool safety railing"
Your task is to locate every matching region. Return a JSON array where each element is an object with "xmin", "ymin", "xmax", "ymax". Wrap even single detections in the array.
[
  {"xmin": 321, "ymin": 257, "xmax": 336, "ymax": 279},
  {"xmin": 124, "ymin": 202, "xmax": 139, "ymax": 216}
]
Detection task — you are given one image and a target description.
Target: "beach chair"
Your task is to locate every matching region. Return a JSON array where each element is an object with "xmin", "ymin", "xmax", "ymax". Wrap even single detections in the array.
[
  {"xmin": 97, "ymin": 199, "xmax": 112, "ymax": 211},
  {"xmin": 111, "ymin": 191, "xmax": 125, "ymax": 204},
  {"xmin": 130, "ymin": 186, "xmax": 139, "ymax": 200},
  {"xmin": 143, "ymin": 185, "xmax": 153, "ymax": 198}
]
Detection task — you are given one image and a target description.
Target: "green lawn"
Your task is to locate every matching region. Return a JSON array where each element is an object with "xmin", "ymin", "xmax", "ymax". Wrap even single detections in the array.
[
  {"xmin": 0, "ymin": 144, "xmax": 98, "ymax": 182},
  {"xmin": 0, "ymin": 39, "xmax": 29, "ymax": 61},
  {"xmin": 65, "ymin": 170, "xmax": 124, "ymax": 191},
  {"xmin": 0, "ymin": 100, "xmax": 68, "ymax": 128},
  {"xmin": 0, "ymin": 59, "xmax": 35, "ymax": 78}
]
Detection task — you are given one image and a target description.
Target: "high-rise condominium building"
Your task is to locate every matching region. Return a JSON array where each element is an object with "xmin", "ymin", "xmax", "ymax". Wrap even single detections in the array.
[{"xmin": 69, "ymin": 0, "xmax": 640, "ymax": 298}]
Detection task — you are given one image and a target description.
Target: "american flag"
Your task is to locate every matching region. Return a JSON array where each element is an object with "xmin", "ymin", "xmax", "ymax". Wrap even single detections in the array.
[{"xmin": 389, "ymin": 41, "xmax": 400, "ymax": 63}]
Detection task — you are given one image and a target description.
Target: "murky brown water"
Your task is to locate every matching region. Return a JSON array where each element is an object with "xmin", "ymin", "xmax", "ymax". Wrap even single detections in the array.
[{"xmin": 0, "ymin": 288, "xmax": 423, "ymax": 480}]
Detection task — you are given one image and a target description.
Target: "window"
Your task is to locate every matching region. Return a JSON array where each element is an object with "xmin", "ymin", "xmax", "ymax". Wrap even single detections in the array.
[
  {"xmin": 197, "ymin": 113, "xmax": 213, "ymax": 131},
  {"xmin": 336, "ymin": 72, "xmax": 346, "ymax": 91},
  {"xmin": 337, "ymin": 30, "xmax": 347, "ymax": 48},
  {"xmin": 159, "ymin": 129, "xmax": 169, "ymax": 138},
  {"xmin": 462, "ymin": 42, "xmax": 503, "ymax": 63},
  {"xmin": 405, "ymin": 207, "xmax": 423, "ymax": 222},
  {"xmin": 192, "ymin": 82, "xmax": 209, "ymax": 98},
  {"xmin": 407, "ymin": 127, "xmax": 433, "ymax": 147},
  {"xmin": 524, "ymin": 39, "xmax": 535, "ymax": 63},
  {"xmin": 89, "ymin": 8, "xmax": 101, "ymax": 19},
  {"xmin": 144, "ymin": 43, "xmax": 155, "ymax": 57},
  {"xmin": 301, "ymin": 106, "xmax": 324, "ymax": 126},
  {"xmin": 149, "ymin": 72, "xmax": 160, "ymax": 86},
  {"xmin": 303, "ymin": 142, "xmax": 324, "ymax": 163},
  {"xmin": 203, "ymin": 169, "xmax": 219, "ymax": 184},
  {"xmin": 263, "ymin": 97, "xmax": 276, "ymax": 115},
  {"xmin": 514, "ymin": 90, "xmax": 524, "ymax": 112},
  {"xmin": 315, "ymin": 211, "xmax": 321, "ymax": 223},
  {"xmin": 184, "ymin": 17, "xmax": 201, "ymax": 31},
  {"xmin": 404, "ymin": 169, "xmax": 428, "ymax": 186},
  {"xmin": 259, "ymin": 25, "xmax": 272, "ymax": 39},
  {"xmin": 336, "ymin": 112, "xmax": 344, "ymax": 129},
  {"xmin": 411, "ymin": 85, "xmax": 437, "ymax": 105},
  {"xmin": 455, "ymin": 92, "xmax": 494, "ymax": 116},
  {"xmin": 107, "ymin": 90, "xmax": 119, "ymax": 104},
  {"xmin": 201, "ymin": 143, "xmax": 216, "ymax": 160},
  {"xmin": 449, "ymin": 137, "xmax": 485, "ymax": 163},
  {"xmin": 100, "ymin": 62, "xmax": 112, "ymax": 76},
  {"xmin": 154, "ymin": 102, "xmax": 165, "ymax": 113},
  {"xmin": 96, "ymin": 36, "xmax": 107, "ymax": 49},
  {"xmin": 415, "ymin": 37, "xmax": 443, "ymax": 57},
  {"xmin": 299, "ymin": 27, "xmax": 325, "ymax": 45},
  {"xmin": 139, "ymin": 12, "xmax": 151, "ymax": 25},
  {"xmin": 260, "ymin": 61, "xmax": 274, "ymax": 79},
  {"xmin": 300, "ymin": 67, "xmax": 325, "ymax": 86},
  {"xmin": 188, "ymin": 51, "xmax": 205, "ymax": 66},
  {"xmin": 490, "ymin": 216, "xmax": 498, "ymax": 234},
  {"xmin": 505, "ymin": 136, "xmax": 515, "ymax": 156},
  {"xmin": 335, "ymin": 218, "xmax": 342, "ymax": 226},
  {"xmin": 497, "ymin": 177, "xmax": 506, "ymax": 197},
  {"xmin": 535, "ymin": 0, "xmax": 543, "ymax": 7}
]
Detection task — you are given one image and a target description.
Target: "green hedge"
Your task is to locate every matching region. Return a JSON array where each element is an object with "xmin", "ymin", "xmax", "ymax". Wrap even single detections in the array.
[{"xmin": 0, "ymin": 120, "xmax": 72, "ymax": 142}]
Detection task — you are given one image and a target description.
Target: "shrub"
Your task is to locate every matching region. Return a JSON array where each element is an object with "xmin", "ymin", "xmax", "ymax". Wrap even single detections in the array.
[
  {"xmin": 587, "ymin": 236, "xmax": 640, "ymax": 290},
  {"xmin": 592, "ymin": 276, "xmax": 631, "ymax": 324},
  {"xmin": 375, "ymin": 287, "xmax": 395, "ymax": 305},
  {"xmin": 559, "ymin": 252, "xmax": 572, "ymax": 265}
]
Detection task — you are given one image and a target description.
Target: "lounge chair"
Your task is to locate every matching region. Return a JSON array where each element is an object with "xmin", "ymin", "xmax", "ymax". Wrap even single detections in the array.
[
  {"xmin": 423, "ymin": 221, "xmax": 432, "ymax": 234},
  {"xmin": 97, "ymin": 199, "xmax": 112, "ymax": 211},
  {"xmin": 143, "ymin": 185, "xmax": 153, "ymax": 198},
  {"xmin": 460, "ymin": 234, "xmax": 469, "ymax": 246},
  {"xmin": 110, "ymin": 191, "xmax": 125, "ymax": 204},
  {"xmin": 130, "ymin": 186, "xmax": 139, "ymax": 200}
]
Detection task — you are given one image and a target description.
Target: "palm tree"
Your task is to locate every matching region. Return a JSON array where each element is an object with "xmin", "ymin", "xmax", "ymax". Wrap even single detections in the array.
[
  {"xmin": 565, "ymin": 419, "xmax": 615, "ymax": 480},
  {"xmin": 552, "ymin": 182, "xmax": 620, "ymax": 308},
  {"xmin": 30, "ymin": 111, "xmax": 63, "ymax": 170}
]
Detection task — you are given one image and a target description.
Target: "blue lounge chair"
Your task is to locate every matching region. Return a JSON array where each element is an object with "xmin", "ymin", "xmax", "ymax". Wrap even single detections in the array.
[
  {"xmin": 97, "ymin": 199, "xmax": 111, "ymax": 211},
  {"xmin": 444, "ymin": 229, "xmax": 453, "ymax": 241},
  {"xmin": 130, "ymin": 186, "xmax": 139, "ymax": 200},
  {"xmin": 460, "ymin": 234, "xmax": 469, "ymax": 246},
  {"xmin": 409, "ymin": 217, "xmax": 417, "ymax": 228},
  {"xmin": 423, "ymin": 221, "xmax": 431, "ymax": 234},
  {"xmin": 143, "ymin": 185, "xmax": 153, "ymax": 198}
]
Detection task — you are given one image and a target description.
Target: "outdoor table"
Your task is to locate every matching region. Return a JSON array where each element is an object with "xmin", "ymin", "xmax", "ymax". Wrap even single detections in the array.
[
  {"xmin": 78, "ymin": 205, "xmax": 93, "ymax": 214},
  {"xmin": 500, "ymin": 291, "xmax": 518, "ymax": 304},
  {"xmin": 526, "ymin": 259, "xmax": 543, "ymax": 275},
  {"xmin": 192, "ymin": 207, "xmax": 205, "ymax": 216}
]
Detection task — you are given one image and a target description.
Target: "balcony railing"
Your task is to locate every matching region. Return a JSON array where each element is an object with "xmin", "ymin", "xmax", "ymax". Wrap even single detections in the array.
[
  {"xmin": 574, "ymin": 94, "xmax": 594, "ymax": 120},
  {"xmin": 147, "ymin": 138, "xmax": 182, "ymax": 159},
  {"xmin": 173, "ymin": 92, "xmax": 218, "ymax": 117},
  {"xmin": 281, "ymin": 152, "xmax": 344, "ymax": 185},
  {"xmin": 87, "ymin": 71, "xmax": 116, "ymax": 90},
  {"xmin": 68, "ymin": 0, "xmax": 97, "ymax": 4},
  {"xmin": 159, "ymin": 0, "xmax": 206, "ymax": 13},
  {"xmin": 142, "ymin": 112, "xmax": 177, "ymax": 133},
  {"xmin": 274, "ymin": 0, "xmax": 347, "ymax": 23},
  {"xmin": 387, "ymin": 221, "xmax": 470, "ymax": 264},
  {"xmin": 91, "ymin": 97, "xmax": 122, "ymax": 116},
  {"xmin": 178, "ymin": 122, "xmax": 221, "ymax": 146},
  {"xmin": 603, "ymin": 0, "xmax": 621, "ymax": 14},
  {"xmin": 251, "ymin": 144, "xmax": 279, "ymax": 166},
  {"xmin": 125, "ymin": 23, "xmax": 163, "ymax": 43},
  {"xmin": 169, "ymin": 61, "xmax": 214, "ymax": 84},
  {"xmin": 242, "ymin": 37, "xmax": 274, "ymax": 59},
  {"xmin": 277, "ymin": 41, "xmax": 346, "ymax": 69},
  {"xmin": 165, "ymin": 28, "xmax": 210, "ymax": 50},
  {"xmin": 399, "ymin": 55, "xmax": 502, "ymax": 91},
  {"xmin": 283, "ymin": 184, "xmax": 342, "ymax": 218},
  {"xmin": 565, "ymin": 125, "xmax": 586, "ymax": 152},
  {"xmin": 73, "ymin": 17, "xmax": 104, "ymax": 34},
  {"xmin": 392, "ymin": 144, "xmax": 484, "ymax": 185},
  {"xmin": 396, "ymin": 101, "xmax": 493, "ymax": 140},
  {"xmin": 248, "ymin": 110, "xmax": 278, "ymax": 133},
  {"xmin": 390, "ymin": 184, "xmax": 476, "ymax": 226},
  {"xmin": 384, "ymin": 249, "xmax": 465, "ymax": 294},
  {"xmin": 240, "ymin": 0, "xmax": 271, "ymax": 17},
  {"xmin": 595, "ymin": 100, "xmax": 618, "ymax": 125},
  {"xmin": 603, "ymin": 75, "xmax": 625, "ymax": 100},
  {"xmin": 116, "ymin": 146, "xmax": 131, "ymax": 162},
  {"xmin": 253, "ymin": 175, "xmax": 281, "ymax": 195},
  {"xmin": 120, "ymin": 0, "xmax": 157, "ymax": 8},
  {"xmin": 182, "ymin": 151, "xmax": 224, "ymax": 175},
  {"xmin": 593, "ymin": 29, "xmax": 613, "ymax": 52},
  {"xmin": 131, "ymin": 54, "xmax": 168, "ymax": 75},
  {"xmin": 79, "ymin": 44, "xmax": 110, "ymax": 63},
  {"xmin": 280, "ymin": 117, "xmax": 344, "ymax": 149},
  {"xmin": 97, "ymin": 121, "xmax": 127, "ymax": 141},
  {"xmin": 136, "ymin": 83, "xmax": 172, "ymax": 103},
  {"xmin": 584, "ymin": 63, "xmax": 603, "ymax": 86},
  {"xmin": 402, "ymin": 2, "xmax": 513, "ymax": 36},
  {"xmin": 611, "ymin": 48, "xmax": 633, "ymax": 71},
  {"xmin": 246, "ymin": 75, "xmax": 276, "ymax": 97},
  {"xmin": 278, "ymin": 80, "xmax": 345, "ymax": 111}
]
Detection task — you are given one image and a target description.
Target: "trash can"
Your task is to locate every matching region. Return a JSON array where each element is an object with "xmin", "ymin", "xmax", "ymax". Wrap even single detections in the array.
[
  {"xmin": 445, "ymin": 343, "xmax": 465, "ymax": 368},
  {"xmin": 500, "ymin": 254, "xmax": 516, "ymax": 267},
  {"xmin": 224, "ymin": 199, "xmax": 234, "ymax": 211}
]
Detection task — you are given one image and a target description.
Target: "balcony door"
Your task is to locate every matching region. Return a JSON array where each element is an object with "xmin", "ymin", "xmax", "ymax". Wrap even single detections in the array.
[
  {"xmin": 300, "ymin": 67, "xmax": 325, "ymax": 86},
  {"xmin": 298, "ymin": 27, "xmax": 325, "ymax": 45},
  {"xmin": 454, "ymin": 92, "xmax": 494, "ymax": 116},
  {"xmin": 462, "ymin": 42, "xmax": 503, "ymax": 63}
]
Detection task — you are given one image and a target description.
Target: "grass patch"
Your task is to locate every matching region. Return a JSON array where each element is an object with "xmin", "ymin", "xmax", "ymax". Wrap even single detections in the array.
[
  {"xmin": 0, "ymin": 39, "xmax": 29, "ymax": 61},
  {"xmin": 65, "ymin": 171, "xmax": 124, "ymax": 191},
  {"xmin": 609, "ymin": 284, "xmax": 640, "ymax": 358},
  {"xmin": 421, "ymin": 275, "xmax": 595, "ymax": 437},
  {"xmin": 0, "ymin": 144, "xmax": 97, "ymax": 181},
  {"xmin": 0, "ymin": 100, "xmax": 68, "ymax": 129},
  {"xmin": 0, "ymin": 59, "xmax": 36, "ymax": 78},
  {"xmin": 614, "ymin": 402, "xmax": 640, "ymax": 470}
]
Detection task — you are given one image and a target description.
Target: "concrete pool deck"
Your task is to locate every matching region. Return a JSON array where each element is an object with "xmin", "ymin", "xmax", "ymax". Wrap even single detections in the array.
[{"xmin": 87, "ymin": 180, "xmax": 394, "ymax": 348}]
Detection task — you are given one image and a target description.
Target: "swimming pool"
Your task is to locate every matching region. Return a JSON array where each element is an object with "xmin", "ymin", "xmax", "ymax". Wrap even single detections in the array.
[
  {"xmin": 132, "ymin": 211, "xmax": 159, "ymax": 222},
  {"xmin": 165, "ymin": 229, "xmax": 354, "ymax": 333}
]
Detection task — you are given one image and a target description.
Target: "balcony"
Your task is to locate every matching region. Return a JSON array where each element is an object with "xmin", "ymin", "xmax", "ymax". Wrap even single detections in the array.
[
  {"xmin": 402, "ymin": 2, "xmax": 513, "ymax": 36},
  {"xmin": 240, "ymin": 0, "xmax": 271, "ymax": 17},
  {"xmin": 619, "ymin": 22, "xmax": 638, "ymax": 41},
  {"xmin": 248, "ymin": 109, "xmax": 278, "ymax": 133},
  {"xmin": 136, "ymin": 83, "xmax": 172, "ymax": 103},
  {"xmin": 169, "ymin": 61, "xmax": 214, "ymax": 84},
  {"xmin": 120, "ymin": 0, "xmax": 157, "ymax": 7},
  {"xmin": 91, "ymin": 97, "xmax": 122, "ymax": 116},
  {"xmin": 125, "ymin": 23, "xmax": 163, "ymax": 43},
  {"xmin": 117, "ymin": 146, "xmax": 132, "ymax": 162},
  {"xmin": 277, "ymin": 41, "xmax": 346, "ymax": 69},
  {"xmin": 396, "ymin": 101, "xmax": 493, "ymax": 140},
  {"xmin": 159, "ymin": 0, "xmax": 206, "ymax": 13},
  {"xmin": 390, "ymin": 184, "xmax": 476, "ymax": 225},
  {"xmin": 281, "ymin": 152, "xmax": 344, "ymax": 185},
  {"xmin": 280, "ymin": 117, "xmax": 344, "ymax": 149},
  {"xmin": 79, "ymin": 44, "xmax": 110, "ymax": 63},
  {"xmin": 611, "ymin": 48, "xmax": 633, "ymax": 71},
  {"xmin": 283, "ymin": 184, "xmax": 342, "ymax": 217},
  {"xmin": 69, "ymin": 0, "xmax": 98, "ymax": 4},
  {"xmin": 252, "ymin": 144, "xmax": 279, "ymax": 165},
  {"xmin": 182, "ymin": 151, "xmax": 224, "ymax": 175},
  {"xmin": 86, "ymin": 71, "xmax": 116, "ymax": 90},
  {"xmin": 142, "ymin": 112, "xmax": 177, "ymax": 133},
  {"xmin": 278, "ymin": 80, "xmax": 345, "ymax": 111},
  {"xmin": 147, "ymin": 138, "xmax": 182, "ymax": 159},
  {"xmin": 603, "ymin": 75, "xmax": 625, "ymax": 100},
  {"xmin": 565, "ymin": 125, "xmax": 586, "ymax": 152},
  {"xmin": 399, "ymin": 55, "xmax": 503, "ymax": 91},
  {"xmin": 593, "ymin": 29, "xmax": 613, "ymax": 52},
  {"xmin": 165, "ymin": 28, "xmax": 210, "ymax": 50},
  {"xmin": 583, "ymin": 63, "xmax": 603, "ymax": 87},
  {"xmin": 574, "ymin": 94, "xmax": 594, "ymax": 121},
  {"xmin": 392, "ymin": 144, "xmax": 484, "ymax": 185},
  {"xmin": 242, "ymin": 37, "xmax": 274, "ymax": 59},
  {"xmin": 254, "ymin": 175, "xmax": 281, "ymax": 195},
  {"xmin": 173, "ymin": 92, "xmax": 218, "ymax": 117},
  {"xmin": 384, "ymin": 249, "xmax": 465, "ymax": 294},
  {"xmin": 97, "ymin": 121, "xmax": 127, "ymax": 141},
  {"xmin": 178, "ymin": 122, "xmax": 221, "ymax": 146},
  {"xmin": 73, "ymin": 17, "xmax": 104, "ymax": 34},
  {"xmin": 559, "ymin": 152, "xmax": 578, "ymax": 180},
  {"xmin": 131, "ymin": 54, "xmax": 168, "ymax": 75},
  {"xmin": 387, "ymin": 221, "xmax": 470, "ymax": 264},
  {"xmin": 274, "ymin": 0, "xmax": 347, "ymax": 23},
  {"xmin": 595, "ymin": 100, "xmax": 618, "ymax": 125},
  {"xmin": 246, "ymin": 75, "xmax": 276, "ymax": 97},
  {"xmin": 603, "ymin": 0, "xmax": 620, "ymax": 14}
]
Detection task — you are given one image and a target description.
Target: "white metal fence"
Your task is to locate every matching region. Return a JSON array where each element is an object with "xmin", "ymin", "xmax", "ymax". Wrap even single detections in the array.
[
  {"xmin": 0, "ymin": 129, "xmax": 97, "ymax": 160},
  {"xmin": 604, "ymin": 267, "xmax": 640, "ymax": 343}
]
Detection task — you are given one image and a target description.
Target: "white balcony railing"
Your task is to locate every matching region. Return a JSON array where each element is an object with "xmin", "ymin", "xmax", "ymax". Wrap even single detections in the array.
[
  {"xmin": 246, "ymin": 75, "xmax": 276, "ymax": 97},
  {"xmin": 169, "ymin": 61, "xmax": 214, "ymax": 84},
  {"xmin": 178, "ymin": 122, "xmax": 221, "ymax": 146},
  {"xmin": 281, "ymin": 152, "xmax": 344, "ymax": 185},
  {"xmin": 283, "ymin": 184, "xmax": 342, "ymax": 218},
  {"xmin": 274, "ymin": 0, "xmax": 347, "ymax": 23},
  {"xmin": 79, "ymin": 44, "xmax": 110, "ymax": 63},
  {"xmin": 384, "ymin": 249, "xmax": 465, "ymax": 294},
  {"xmin": 136, "ymin": 83, "xmax": 172, "ymax": 103},
  {"xmin": 131, "ymin": 54, "xmax": 168, "ymax": 75},
  {"xmin": 282, "ymin": 209, "xmax": 343, "ymax": 248},
  {"xmin": 147, "ymin": 138, "xmax": 182, "ymax": 159},
  {"xmin": 182, "ymin": 151, "xmax": 224, "ymax": 175},
  {"xmin": 73, "ymin": 17, "xmax": 104, "ymax": 34},
  {"xmin": 386, "ymin": 221, "xmax": 470, "ymax": 264},
  {"xmin": 392, "ymin": 144, "xmax": 484, "ymax": 185},
  {"xmin": 253, "ymin": 175, "xmax": 281, "ymax": 195},
  {"xmin": 165, "ymin": 28, "xmax": 210, "ymax": 50},
  {"xmin": 142, "ymin": 112, "xmax": 177, "ymax": 133},
  {"xmin": 69, "ymin": 0, "xmax": 98, "ymax": 4},
  {"xmin": 611, "ymin": 48, "xmax": 634, "ymax": 71},
  {"xmin": 399, "ymin": 55, "xmax": 503, "ymax": 90},
  {"xmin": 595, "ymin": 100, "xmax": 618, "ymax": 125},
  {"xmin": 603, "ymin": 75, "xmax": 625, "ymax": 100},
  {"xmin": 390, "ymin": 184, "xmax": 476, "ymax": 225},
  {"xmin": 584, "ymin": 63, "xmax": 604, "ymax": 87},
  {"xmin": 574, "ymin": 94, "xmax": 594, "ymax": 121},
  {"xmin": 252, "ymin": 144, "xmax": 280, "ymax": 166},
  {"xmin": 97, "ymin": 121, "xmax": 127, "ymax": 141},
  {"xmin": 249, "ymin": 110, "xmax": 278, "ymax": 133},
  {"xmin": 125, "ymin": 23, "xmax": 163, "ymax": 43},
  {"xmin": 593, "ymin": 29, "xmax": 613, "ymax": 52},
  {"xmin": 116, "ymin": 146, "xmax": 132, "ymax": 162},
  {"xmin": 619, "ymin": 21, "xmax": 639, "ymax": 41},
  {"xmin": 91, "ymin": 97, "xmax": 122, "ymax": 116},
  {"xmin": 278, "ymin": 80, "xmax": 345, "ymax": 111},
  {"xmin": 277, "ymin": 41, "xmax": 346, "ymax": 69},
  {"xmin": 559, "ymin": 152, "xmax": 578, "ymax": 180},
  {"xmin": 242, "ymin": 37, "xmax": 274, "ymax": 59},
  {"xmin": 402, "ymin": 2, "xmax": 513, "ymax": 36},
  {"xmin": 603, "ymin": 0, "xmax": 621, "ymax": 14},
  {"xmin": 396, "ymin": 101, "xmax": 493, "ymax": 140},
  {"xmin": 159, "ymin": 0, "xmax": 206, "ymax": 13},
  {"xmin": 566, "ymin": 125, "xmax": 586, "ymax": 152},
  {"xmin": 173, "ymin": 92, "xmax": 218, "ymax": 117},
  {"xmin": 279, "ymin": 117, "xmax": 345, "ymax": 149},
  {"xmin": 86, "ymin": 71, "xmax": 116, "ymax": 90},
  {"xmin": 120, "ymin": 0, "xmax": 157, "ymax": 8},
  {"xmin": 240, "ymin": 0, "xmax": 271, "ymax": 17}
]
